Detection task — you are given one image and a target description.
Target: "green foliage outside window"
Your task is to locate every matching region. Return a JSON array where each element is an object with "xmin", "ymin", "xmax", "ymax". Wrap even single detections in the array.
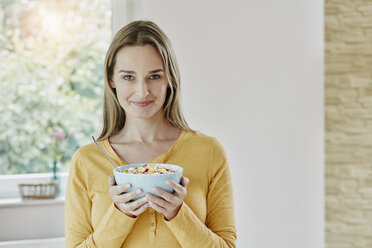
[{"xmin": 0, "ymin": 0, "xmax": 112, "ymax": 174}]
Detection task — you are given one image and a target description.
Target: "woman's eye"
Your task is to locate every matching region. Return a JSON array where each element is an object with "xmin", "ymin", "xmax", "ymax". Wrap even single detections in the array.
[
  {"xmin": 149, "ymin": 74, "xmax": 160, "ymax": 80},
  {"xmin": 122, "ymin": 75, "xmax": 134, "ymax": 80}
]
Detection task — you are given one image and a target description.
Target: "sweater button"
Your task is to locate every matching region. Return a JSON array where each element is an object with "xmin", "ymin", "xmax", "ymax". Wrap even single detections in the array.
[
  {"xmin": 151, "ymin": 223, "xmax": 155, "ymax": 227},
  {"xmin": 151, "ymin": 211, "xmax": 155, "ymax": 215}
]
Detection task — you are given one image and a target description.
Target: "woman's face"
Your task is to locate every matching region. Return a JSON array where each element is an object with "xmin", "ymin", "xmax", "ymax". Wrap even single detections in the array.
[{"xmin": 110, "ymin": 45, "xmax": 169, "ymax": 120}]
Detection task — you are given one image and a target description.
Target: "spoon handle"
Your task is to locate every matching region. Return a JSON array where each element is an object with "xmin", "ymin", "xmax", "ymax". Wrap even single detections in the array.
[{"xmin": 92, "ymin": 136, "xmax": 119, "ymax": 170}]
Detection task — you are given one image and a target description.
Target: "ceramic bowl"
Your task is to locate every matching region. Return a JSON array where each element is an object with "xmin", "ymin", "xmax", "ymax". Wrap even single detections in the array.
[{"xmin": 113, "ymin": 163, "xmax": 183, "ymax": 200}]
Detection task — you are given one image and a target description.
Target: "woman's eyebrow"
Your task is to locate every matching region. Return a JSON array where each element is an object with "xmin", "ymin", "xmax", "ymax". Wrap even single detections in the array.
[
  {"xmin": 149, "ymin": 69, "xmax": 164, "ymax": 74},
  {"xmin": 118, "ymin": 70, "xmax": 136, "ymax": 74},
  {"xmin": 118, "ymin": 69, "xmax": 163, "ymax": 74}
]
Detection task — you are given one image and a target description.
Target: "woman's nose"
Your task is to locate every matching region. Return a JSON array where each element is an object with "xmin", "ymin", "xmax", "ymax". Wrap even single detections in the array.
[{"xmin": 135, "ymin": 79, "xmax": 149, "ymax": 98}]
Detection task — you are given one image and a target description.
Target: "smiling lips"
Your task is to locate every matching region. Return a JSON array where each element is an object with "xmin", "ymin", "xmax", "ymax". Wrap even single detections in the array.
[{"xmin": 131, "ymin": 100, "xmax": 154, "ymax": 107}]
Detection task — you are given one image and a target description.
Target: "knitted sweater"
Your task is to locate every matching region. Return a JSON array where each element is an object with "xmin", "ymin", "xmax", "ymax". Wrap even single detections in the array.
[{"xmin": 65, "ymin": 130, "xmax": 236, "ymax": 247}]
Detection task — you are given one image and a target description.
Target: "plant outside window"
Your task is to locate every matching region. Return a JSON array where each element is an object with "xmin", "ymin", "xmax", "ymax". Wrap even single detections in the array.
[{"xmin": 0, "ymin": 0, "xmax": 112, "ymax": 174}]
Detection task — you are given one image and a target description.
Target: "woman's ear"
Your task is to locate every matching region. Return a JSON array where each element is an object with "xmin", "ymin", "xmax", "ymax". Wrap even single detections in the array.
[{"xmin": 109, "ymin": 79, "xmax": 116, "ymax": 89}]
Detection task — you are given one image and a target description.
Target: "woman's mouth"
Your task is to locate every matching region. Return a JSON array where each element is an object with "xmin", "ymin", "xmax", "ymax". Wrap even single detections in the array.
[{"xmin": 130, "ymin": 100, "xmax": 153, "ymax": 107}]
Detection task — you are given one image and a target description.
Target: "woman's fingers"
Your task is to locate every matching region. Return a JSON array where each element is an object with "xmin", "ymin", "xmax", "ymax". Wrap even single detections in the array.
[
  {"xmin": 116, "ymin": 188, "xmax": 143, "ymax": 203},
  {"xmin": 108, "ymin": 175, "xmax": 116, "ymax": 186},
  {"xmin": 116, "ymin": 196, "xmax": 148, "ymax": 217},
  {"xmin": 126, "ymin": 188, "xmax": 143, "ymax": 201},
  {"xmin": 152, "ymin": 187, "xmax": 176, "ymax": 203},
  {"xmin": 181, "ymin": 177, "xmax": 189, "ymax": 187},
  {"xmin": 147, "ymin": 191, "xmax": 173, "ymax": 209},
  {"xmin": 109, "ymin": 183, "xmax": 131, "ymax": 196},
  {"xmin": 148, "ymin": 177, "xmax": 189, "ymax": 205},
  {"xmin": 148, "ymin": 201, "xmax": 166, "ymax": 214},
  {"xmin": 129, "ymin": 198, "xmax": 149, "ymax": 216},
  {"xmin": 127, "ymin": 195, "xmax": 148, "ymax": 210},
  {"xmin": 108, "ymin": 175, "xmax": 149, "ymax": 217},
  {"xmin": 166, "ymin": 180, "xmax": 184, "ymax": 194},
  {"xmin": 166, "ymin": 177, "xmax": 188, "ymax": 197},
  {"xmin": 147, "ymin": 177, "xmax": 189, "ymax": 221},
  {"xmin": 132, "ymin": 202, "xmax": 149, "ymax": 216},
  {"xmin": 108, "ymin": 179, "xmax": 143, "ymax": 202}
]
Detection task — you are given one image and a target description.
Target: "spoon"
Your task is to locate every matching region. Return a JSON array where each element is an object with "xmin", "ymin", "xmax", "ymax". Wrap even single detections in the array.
[{"xmin": 92, "ymin": 136, "xmax": 120, "ymax": 171}]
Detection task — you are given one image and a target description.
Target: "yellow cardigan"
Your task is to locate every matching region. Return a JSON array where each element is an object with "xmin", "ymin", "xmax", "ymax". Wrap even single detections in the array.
[{"xmin": 65, "ymin": 130, "xmax": 236, "ymax": 247}]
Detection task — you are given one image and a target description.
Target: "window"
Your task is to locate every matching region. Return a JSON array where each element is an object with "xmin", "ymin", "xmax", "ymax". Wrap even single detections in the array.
[{"xmin": 0, "ymin": 0, "xmax": 112, "ymax": 175}]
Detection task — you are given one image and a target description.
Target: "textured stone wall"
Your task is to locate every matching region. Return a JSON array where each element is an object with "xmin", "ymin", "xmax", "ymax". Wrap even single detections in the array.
[{"xmin": 325, "ymin": 1, "xmax": 372, "ymax": 247}]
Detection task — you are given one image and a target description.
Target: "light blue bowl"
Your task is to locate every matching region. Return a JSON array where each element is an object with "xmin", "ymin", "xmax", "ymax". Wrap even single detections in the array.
[{"xmin": 113, "ymin": 163, "xmax": 183, "ymax": 201}]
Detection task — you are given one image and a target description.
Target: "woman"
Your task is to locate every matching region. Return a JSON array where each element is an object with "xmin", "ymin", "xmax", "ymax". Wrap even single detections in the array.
[{"xmin": 65, "ymin": 20, "xmax": 236, "ymax": 248}]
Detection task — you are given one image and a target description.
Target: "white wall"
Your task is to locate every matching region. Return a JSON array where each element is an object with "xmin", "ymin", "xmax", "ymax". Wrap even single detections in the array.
[
  {"xmin": 0, "ymin": 199, "xmax": 64, "ymax": 241},
  {"xmin": 113, "ymin": 0, "xmax": 324, "ymax": 247}
]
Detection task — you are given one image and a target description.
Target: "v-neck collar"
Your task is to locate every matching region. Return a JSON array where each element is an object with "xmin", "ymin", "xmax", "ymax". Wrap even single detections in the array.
[{"xmin": 100, "ymin": 129, "xmax": 188, "ymax": 166}]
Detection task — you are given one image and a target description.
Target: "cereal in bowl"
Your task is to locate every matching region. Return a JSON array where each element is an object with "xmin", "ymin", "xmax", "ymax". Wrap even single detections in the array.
[{"xmin": 121, "ymin": 164, "xmax": 176, "ymax": 174}]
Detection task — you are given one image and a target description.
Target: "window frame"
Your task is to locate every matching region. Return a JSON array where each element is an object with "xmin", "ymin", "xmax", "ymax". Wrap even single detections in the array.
[{"xmin": 1, "ymin": 0, "xmax": 137, "ymax": 199}]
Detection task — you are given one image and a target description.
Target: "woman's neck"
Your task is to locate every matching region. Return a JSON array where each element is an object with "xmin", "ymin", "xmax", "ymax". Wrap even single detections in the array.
[{"xmin": 113, "ymin": 114, "xmax": 179, "ymax": 144}]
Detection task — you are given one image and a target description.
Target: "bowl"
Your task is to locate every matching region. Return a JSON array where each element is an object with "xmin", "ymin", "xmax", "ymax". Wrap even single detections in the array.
[{"xmin": 113, "ymin": 163, "xmax": 183, "ymax": 201}]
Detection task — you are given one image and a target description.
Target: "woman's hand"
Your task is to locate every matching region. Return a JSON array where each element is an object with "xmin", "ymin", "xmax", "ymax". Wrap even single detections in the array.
[
  {"xmin": 108, "ymin": 175, "xmax": 149, "ymax": 218},
  {"xmin": 146, "ymin": 176, "xmax": 189, "ymax": 221}
]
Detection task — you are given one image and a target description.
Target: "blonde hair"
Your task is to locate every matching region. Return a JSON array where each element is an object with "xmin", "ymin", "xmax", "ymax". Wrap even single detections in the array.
[{"xmin": 98, "ymin": 20, "xmax": 191, "ymax": 140}]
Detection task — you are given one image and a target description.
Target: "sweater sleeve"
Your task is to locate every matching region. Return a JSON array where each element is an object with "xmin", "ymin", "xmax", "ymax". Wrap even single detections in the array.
[
  {"xmin": 64, "ymin": 149, "xmax": 137, "ymax": 248},
  {"xmin": 165, "ymin": 140, "xmax": 237, "ymax": 248}
]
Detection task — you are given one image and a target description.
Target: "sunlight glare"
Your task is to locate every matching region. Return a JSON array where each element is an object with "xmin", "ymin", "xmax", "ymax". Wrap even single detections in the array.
[{"xmin": 41, "ymin": 13, "xmax": 63, "ymax": 36}]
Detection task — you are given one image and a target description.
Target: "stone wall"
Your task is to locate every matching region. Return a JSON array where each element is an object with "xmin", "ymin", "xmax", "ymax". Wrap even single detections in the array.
[{"xmin": 325, "ymin": 1, "xmax": 372, "ymax": 247}]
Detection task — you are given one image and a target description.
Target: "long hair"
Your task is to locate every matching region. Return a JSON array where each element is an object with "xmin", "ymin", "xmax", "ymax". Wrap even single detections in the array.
[{"xmin": 98, "ymin": 20, "xmax": 191, "ymax": 140}]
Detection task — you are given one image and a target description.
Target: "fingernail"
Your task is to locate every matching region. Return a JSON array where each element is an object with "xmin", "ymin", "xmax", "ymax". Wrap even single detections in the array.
[
  {"xmin": 166, "ymin": 180, "xmax": 171, "ymax": 186},
  {"xmin": 136, "ymin": 189, "xmax": 142, "ymax": 194},
  {"xmin": 125, "ymin": 184, "xmax": 131, "ymax": 188}
]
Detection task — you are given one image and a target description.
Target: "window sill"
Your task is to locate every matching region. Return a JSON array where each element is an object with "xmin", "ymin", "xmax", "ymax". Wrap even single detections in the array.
[
  {"xmin": 0, "ymin": 196, "xmax": 65, "ymax": 208},
  {"xmin": 0, "ymin": 172, "xmax": 67, "ymax": 199}
]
